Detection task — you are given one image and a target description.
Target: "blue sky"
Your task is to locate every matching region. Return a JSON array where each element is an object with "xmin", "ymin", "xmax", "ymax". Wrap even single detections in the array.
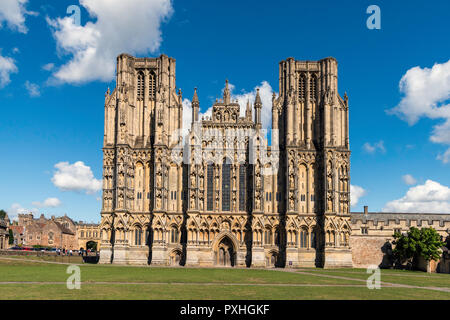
[{"xmin": 1, "ymin": 0, "xmax": 449, "ymax": 223}]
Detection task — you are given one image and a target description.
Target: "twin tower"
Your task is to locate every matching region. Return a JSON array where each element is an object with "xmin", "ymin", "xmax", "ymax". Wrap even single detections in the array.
[{"xmin": 99, "ymin": 53, "xmax": 352, "ymax": 268}]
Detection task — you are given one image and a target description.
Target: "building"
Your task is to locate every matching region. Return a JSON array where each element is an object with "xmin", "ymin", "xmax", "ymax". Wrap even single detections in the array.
[
  {"xmin": 8, "ymin": 225, "xmax": 24, "ymax": 246},
  {"xmin": 18, "ymin": 213, "xmax": 78, "ymax": 250},
  {"xmin": 99, "ymin": 54, "xmax": 352, "ymax": 267},
  {"xmin": 350, "ymin": 206, "xmax": 450, "ymax": 269},
  {"xmin": 0, "ymin": 219, "xmax": 8, "ymax": 249},
  {"xmin": 77, "ymin": 223, "xmax": 101, "ymax": 250}
]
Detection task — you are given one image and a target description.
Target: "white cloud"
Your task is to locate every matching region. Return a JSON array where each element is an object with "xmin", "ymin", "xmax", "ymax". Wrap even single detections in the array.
[
  {"xmin": 437, "ymin": 148, "xmax": 450, "ymax": 164},
  {"xmin": 41, "ymin": 63, "xmax": 55, "ymax": 71},
  {"xmin": 46, "ymin": 0, "xmax": 173, "ymax": 84},
  {"xmin": 0, "ymin": 54, "xmax": 18, "ymax": 88},
  {"xmin": 350, "ymin": 185, "xmax": 366, "ymax": 207},
  {"xmin": 402, "ymin": 174, "xmax": 417, "ymax": 186},
  {"xmin": 383, "ymin": 179, "xmax": 450, "ymax": 213},
  {"xmin": 0, "ymin": 0, "xmax": 34, "ymax": 33},
  {"xmin": 51, "ymin": 161, "xmax": 102, "ymax": 194},
  {"xmin": 362, "ymin": 140, "xmax": 385, "ymax": 154},
  {"xmin": 7, "ymin": 203, "xmax": 39, "ymax": 221},
  {"xmin": 181, "ymin": 81, "xmax": 275, "ymax": 134},
  {"xmin": 24, "ymin": 80, "xmax": 40, "ymax": 97},
  {"xmin": 32, "ymin": 197, "xmax": 62, "ymax": 208},
  {"xmin": 388, "ymin": 59, "xmax": 450, "ymax": 163}
]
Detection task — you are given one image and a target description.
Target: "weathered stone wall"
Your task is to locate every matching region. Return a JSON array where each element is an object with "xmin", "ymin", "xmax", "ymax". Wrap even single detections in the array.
[{"xmin": 350, "ymin": 236, "xmax": 392, "ymax": 268}]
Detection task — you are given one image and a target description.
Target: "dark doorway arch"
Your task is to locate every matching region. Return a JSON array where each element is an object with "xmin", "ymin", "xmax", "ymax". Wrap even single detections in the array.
[
  {"xmin": 86, "ymin": 241, "xmax": 98, "ymax": 251},
  {"xmin": 216, "ymin": 236, "xmax": 235, "ymax": 267}
]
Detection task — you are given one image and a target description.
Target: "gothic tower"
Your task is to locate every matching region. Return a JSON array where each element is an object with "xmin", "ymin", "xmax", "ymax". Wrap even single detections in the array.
[
  {"xmin": 99, "ymin": 54, "xmax": 183, "ymax": 264},
  {"xmin": 273, "ymin": 57, "xmax": 352, "ymax": 267}
]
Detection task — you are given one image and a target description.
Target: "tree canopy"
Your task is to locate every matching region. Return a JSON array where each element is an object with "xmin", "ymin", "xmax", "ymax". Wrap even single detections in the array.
[{"xmin": 393, "ymin": 227, "xmax": 445, "ymax": 264}]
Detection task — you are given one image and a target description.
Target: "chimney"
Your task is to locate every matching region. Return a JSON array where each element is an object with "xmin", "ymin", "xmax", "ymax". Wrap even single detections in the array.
[{"xmin": 364, "ymin": 206, "xmax": 368, "ymax": 215}]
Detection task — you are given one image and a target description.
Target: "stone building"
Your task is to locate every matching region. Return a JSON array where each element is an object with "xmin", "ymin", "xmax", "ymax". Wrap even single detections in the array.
[
  {"xmin": 77, "ymin": 223, "xmax": 101, "ymax": 250},
  {"xmin": 18, "ymin": 213, "xmax": 78, "ymax": 250},
  {"xmin": 0, "ymin": 219, "xmax": 8, "ymax": 249},
  {"xmin": 350, "ymin": 206, "xmax": 450, "ymax": 270},
  {"xmin": 8, "ymin": 225, "xmax": 24, "ymax": 246},
  {"xmin": 99, "ymin": 54, "xmax": 352, "ymax": 267}
]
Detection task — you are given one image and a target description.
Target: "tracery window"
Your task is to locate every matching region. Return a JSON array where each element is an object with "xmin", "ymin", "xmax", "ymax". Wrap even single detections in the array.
[
  {"xmin": 298, "ymin": 73, "xmax": 306, "ymax": 100},
  {"xmin": 310, "ymin": 74, "xmax": 317, "ymax": 101},
  {"xmin": 149, "ymin": 71, "xmax": 156, "ymax": 100},
  {"xmin": 222, "ymin": 161, "xmax": 231, "ymax": 211},
  {"xmin": 135, "ymin": 227, "xmax": 142, "ymax": 245},
  {"xmin": 239, "ymin": 164, "xmax": 246, "ymax": 211},
  {"xmin": 207, "ymin": 164, "xmax": 214, "ymax": 211},
  {"xmin": 137, "ymin": 71, "xmax": 144, "ymax": 99}
]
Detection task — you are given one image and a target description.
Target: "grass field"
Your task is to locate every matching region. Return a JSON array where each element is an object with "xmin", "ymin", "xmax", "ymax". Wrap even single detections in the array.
[{"xmin": 0, "ymin": 256, "xmax": 449, "ymax": 300}]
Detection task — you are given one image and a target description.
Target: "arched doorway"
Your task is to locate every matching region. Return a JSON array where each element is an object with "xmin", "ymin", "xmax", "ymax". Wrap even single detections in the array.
[
  {"xmin": 216, "ymin": 236, "xmax": 235, "ymax": 267},
  {"xmin": 266, "ymin": 251, "xmax": 277, "ymax": 267},
  {"xmin": 170, "ymin": 250, "xmax": 182, "ymax": 266},
  {"xmin": 86, "ymin": 241, "xmax": 98, "ymax": 251}
]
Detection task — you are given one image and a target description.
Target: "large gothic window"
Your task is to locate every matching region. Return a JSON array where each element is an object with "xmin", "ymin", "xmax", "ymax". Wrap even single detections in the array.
[
  {"xmin": 137, "ymin": 71, "xmax": 144, "ymax": 99},
  {"xmin": 310, "ymin": 74, "xmax": 317, "ymax": 101},
  {"xmin": 222, "ymin": 160, "xmax": 231, "ymax": 211},
  {"xmin": 135, "ymin": 227, "xmax": 142, "ymax": 246},
  {"xmin": 149, "ymin": 71, "xmax": 156, "ymax": 100},
  {"xmin": 298, "ymin": 73, "xmax": 306, "ymax": 100},
  {"xmin": 207, "ymin": 164, "xmax": 214, "ymax": 211},
  {"xmin": 239, "ymin": 164, "xmax": 246, "ymax": 211}
]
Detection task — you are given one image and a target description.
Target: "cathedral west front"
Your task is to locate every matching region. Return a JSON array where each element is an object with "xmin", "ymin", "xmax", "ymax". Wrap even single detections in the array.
[{"xmin": 99, "ymin": 53, "xmax": 352, "ymax": 268}]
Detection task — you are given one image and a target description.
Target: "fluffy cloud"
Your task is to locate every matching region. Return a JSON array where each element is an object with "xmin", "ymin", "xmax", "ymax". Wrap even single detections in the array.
[
  {"xmin": 0, "ymin": 54, "xmax": 18, "ymax": 88},
  {"xmin": 383, "ymin": 180, "xmax": 450, "ymax": 213},
  {"xmin": 350, "ymin": 185, "xmax": 366, "ymax": 207},
  {"xmin": 46, "ymin": 0, "xmax": 173, "ymax": 84},
  {"xmin": 402, "ymin": 174, "xmax": 417, "ymax": 186},
  {"xmin": 388, "ymin": 59, "xmax": 450, "ymax": 163},
  {"xmin": 31, "ymin": 197, "xmax": 62, "ymax": 208},
  {"xmin": 41, "ymin": 63, "xmax": 55, "ymax": 71},
  {"xmin": 51, "ymin": 161, "xmax": 102, "ymax": 194},
  {"xmin": 7, "ymin": 203, "xmax": 39, "ymax": 221},
  {"xmin": 24, "ymin": 80, "xmax": 40, "ymax": 97},
  {"xmin": 181, "ymin": 81, "xmax": 275, "ymax": 135},
  {"xmin": 362, "ymin": 140, "xmax": 385, "ymax": 154},
  {"xmin": 0, "ymin": 0, "xmax": 34, "ymax": 33}
]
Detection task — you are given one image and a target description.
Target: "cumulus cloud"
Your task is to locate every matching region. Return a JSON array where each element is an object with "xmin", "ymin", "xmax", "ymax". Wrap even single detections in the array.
[
  {"xmin": 46, "ymin": 0, "xmax": 173, "ymax": 84},
  {"xmin": 402, "ymin": 174, "xmax": 417, "ymax": 186},
  {"xmin": 181, "ymin": 81, "xmax": 275, "ymax": 135},
  {"xmin": 0, "ymin": 54, "xmax": 18, "ymax": 88},
  {"xmin": 437, "ymin": 148, "xmax": 450, "ymax": 164},
  {"xmin": 51, "ymin": 161, "xmax": 102, "ymax": 194},
  {"xmin": 350, "ymin": 185, "xmax": 366, "ymax": 207},
  {"xmin": 0, "ymin": 0, "xmax": 35, "ymax": 33},
  {"xmin": 388, "ymin": 59, "xmax": 450, "ymax": 163},
  {"xmin": 362, "ymin": 140, "xmax": 385, "ymax": 154},
  {"xmin": 24, "ymin": 80, "xmax": 40, "ymax": 97},
  {"xmin": 7, "ymin": 203, "xmax": 39, "ymax": 221},
  {"xmin": 383, "ymin": 180, "xmax": 450, "ymax": 213},
  {"xmin": 31, "ymin": 197, "xmax": 62, "ymax": 208}
]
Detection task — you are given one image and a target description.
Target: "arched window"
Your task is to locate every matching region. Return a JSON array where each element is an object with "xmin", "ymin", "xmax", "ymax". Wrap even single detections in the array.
[
  {"xmin": 310, "ymin": 74, "xmax": 317, "ymax": 101},
  {"xmin": 137, "ymin": 71, "xmax": 144, "ymax": 99},
  {"xmin": 300, "ymin": 229, "xmax": 308, "ymax": 248},
  {"xmin": 239, "ymin": 164, "xmax": 246, "ymax": 211},
  {"xmin": 264, "ymin": 227, "xmax": 272, "ymax": 245},
  {"xmin": 298, "ymin": 73, "xmax": 306, "ymax": 100},
  {"xmin": 135, "ymin": 227, "xmax": 142, "ymax": 246},
  {"xmin": 222, "ymin": 160, "xmax": 231, "ymax": 211},
  {"xmin": 206, "ymin": 163, "xmax": 214, "ymax": 211},
  {"xmin": 311, "ymin": 230, "xmax": 317, "ymax": 249},
  {"xmin": 149, "ymin": 71, "xmax": 156, "ymax": 100},
  {"xmin": 171, "ymin": 226, "xmax": 179, "ymax": 243}
]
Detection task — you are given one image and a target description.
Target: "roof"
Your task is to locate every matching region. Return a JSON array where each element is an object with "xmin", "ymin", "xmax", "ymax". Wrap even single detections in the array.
[{"xmin": 351, "ymin": 212, "xmax": 450, "ymax": 227}]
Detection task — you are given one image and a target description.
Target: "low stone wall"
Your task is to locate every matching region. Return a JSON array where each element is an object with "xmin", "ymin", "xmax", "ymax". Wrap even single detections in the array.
[{"xmin": 0, "ymin": 249, "xmax": 57, "ymax": 257}]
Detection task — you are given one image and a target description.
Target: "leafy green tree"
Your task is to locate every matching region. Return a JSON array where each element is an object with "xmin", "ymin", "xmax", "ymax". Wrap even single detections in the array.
[
  {"xmin": 0, "ymin": 210, "xmax": 6, "ymax": 219},
  {"xmin": 9, "ymin": 229, "xmax": 14, "ymax": 245},
  {"xmin": 393, "ymin": 227, "xmax": 445, "ymax": 267}
]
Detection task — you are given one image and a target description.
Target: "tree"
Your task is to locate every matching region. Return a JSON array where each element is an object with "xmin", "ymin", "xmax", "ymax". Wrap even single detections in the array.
[
  {"xmin": 393, "ymin": 227, "xmax": 445, "ymax": 268},
  {"xmin": 8, "ymin": 229, "xmax": 14, "ymax": 245},
  {"xmin": 0, "ymin": 210, "xmax": 6, "ymax": 219}
]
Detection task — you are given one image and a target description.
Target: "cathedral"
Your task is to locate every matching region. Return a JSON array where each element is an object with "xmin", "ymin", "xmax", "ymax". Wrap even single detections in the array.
[{"xmin": 99, "ymin": 53, "xmax": 352, "ymax": 268}]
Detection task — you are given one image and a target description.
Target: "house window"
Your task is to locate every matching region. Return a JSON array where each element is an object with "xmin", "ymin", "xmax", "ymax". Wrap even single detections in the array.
[{"xmin": 361, "ymin": 227, "xmax": 368, "ymax": 235}]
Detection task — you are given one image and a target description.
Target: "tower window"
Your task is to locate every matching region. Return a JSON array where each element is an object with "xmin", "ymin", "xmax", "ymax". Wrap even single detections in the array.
[
  {"xmin": 137, "ymin": 71, "xmax": 144, "ymax": 99},
  {"xmin": 310, "ymin": 74, "xmax": 317, "ymax": 101},
  {"xmin": 149, "ymin": 71, "xmax": 156, "ymax": 100},
  {"xmin": 298, "ymin": 74, "xmax": 306, "ymax": 100}
]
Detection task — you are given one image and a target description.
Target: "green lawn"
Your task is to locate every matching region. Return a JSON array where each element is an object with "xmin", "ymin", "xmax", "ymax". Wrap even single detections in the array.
[{"xmin": 0, "ymin": 257, "xmax": 449, "ymax": 300}]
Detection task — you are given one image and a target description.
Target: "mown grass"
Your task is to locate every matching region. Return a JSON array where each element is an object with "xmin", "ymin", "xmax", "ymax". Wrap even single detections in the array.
[{"xmin": 0, "ymin": 257, "xmax": 449, "ymax": 300}]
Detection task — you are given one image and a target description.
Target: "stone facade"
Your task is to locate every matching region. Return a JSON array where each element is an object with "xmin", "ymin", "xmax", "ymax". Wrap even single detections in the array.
[
  {"xmin": 17, "ymin": 213, "xmax": 78, "ymax": 250},
  {"xmin": 0, "ymin": 219, "xmax": 8, "ymax": 250},
  {"xmin": 77, "ymin": 223, "xmax": 101, "ymax": 250},
  {"xmin": 99, "ymin": 54, "xmax": 352, "ymax": 268},
  {"xmin": 350, "ymin": 207, "xmax": 450, "ymax": 269}
]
